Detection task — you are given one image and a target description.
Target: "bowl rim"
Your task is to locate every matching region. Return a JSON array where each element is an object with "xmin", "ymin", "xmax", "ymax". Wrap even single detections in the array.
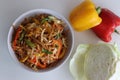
[{"xmin": 7, "ymin": 8, "xmax": 74, "ymax": 72}]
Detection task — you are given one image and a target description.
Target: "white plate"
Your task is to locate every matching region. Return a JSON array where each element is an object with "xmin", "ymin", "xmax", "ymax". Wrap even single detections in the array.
[{"xmin": 0, "ymin": 0, "xmax": 120, "ymax": 80}]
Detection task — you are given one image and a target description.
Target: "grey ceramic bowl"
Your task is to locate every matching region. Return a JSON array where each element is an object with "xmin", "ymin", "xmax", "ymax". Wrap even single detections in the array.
[{"xmin": 7, "ymin": 9, "xmax": 74, "ymax": 72}]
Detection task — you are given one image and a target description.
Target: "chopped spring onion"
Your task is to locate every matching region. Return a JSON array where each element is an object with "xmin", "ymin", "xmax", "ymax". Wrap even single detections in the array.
[
  {"xmin": 41, "ymin": 16, "xmax": 52, "ymax": 24},
  {"xmin": 25, "ymin": 39, "xmax": 35, "ymax": 48},
  {"xmin": 19, "ymin": 30, "xmax": 25, "ymax": 41},
  {"xmin": 42, "ymin": 48, "xmax": 53, "ymax": 54},
  {"xmin": 55, "ymin": 33, "xmax": 62, "ymax": 39}
]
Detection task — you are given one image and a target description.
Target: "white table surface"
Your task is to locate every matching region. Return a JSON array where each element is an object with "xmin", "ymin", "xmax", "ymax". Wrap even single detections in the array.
[{"xmin": 0, "ymin": 0, "xmax": 120, "ymax": 80}]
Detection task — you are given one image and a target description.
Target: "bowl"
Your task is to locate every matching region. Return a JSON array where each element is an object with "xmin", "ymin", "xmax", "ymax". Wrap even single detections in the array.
[{"xmin": 7, "ymin": 9, "xmax": 74, "ymax": 72}]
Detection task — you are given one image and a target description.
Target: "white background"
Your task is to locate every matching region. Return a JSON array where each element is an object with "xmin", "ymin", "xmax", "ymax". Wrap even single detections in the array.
[{"xmin": 0, "ymin": 0, "xmax": 120, "ymax": 80}]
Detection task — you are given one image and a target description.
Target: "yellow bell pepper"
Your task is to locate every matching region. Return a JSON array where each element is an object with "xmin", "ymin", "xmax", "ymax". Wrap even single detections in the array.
[{"xmin": 69, "ymin": 0, "xmax": 102, "ymax": 31}]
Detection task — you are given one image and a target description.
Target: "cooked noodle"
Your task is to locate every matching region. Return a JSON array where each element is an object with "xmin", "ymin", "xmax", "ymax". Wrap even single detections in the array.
[{"xmin": 12, "ymin": 14, "xmax": 68, "ymax": 71}]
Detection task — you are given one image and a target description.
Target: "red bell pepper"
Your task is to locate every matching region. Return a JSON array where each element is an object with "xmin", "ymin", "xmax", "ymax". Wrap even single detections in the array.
[
  {"xmin": 92, "ymin": 8, "xmax": 120, "ymax": 42},
  {"xmin": 28, "ymin": 56, "xmax": 46, "ymax": 69},
  {"xmin": 12, "ymin": 27, "xmax": 22, "ymax": 50}
]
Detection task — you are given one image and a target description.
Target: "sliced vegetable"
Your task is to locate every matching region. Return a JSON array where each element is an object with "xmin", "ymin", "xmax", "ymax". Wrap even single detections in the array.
[
  {"xmin": 42, "ymin": 48, "xmax": 53, "ymax": 54},
  {"xmin": 37, "ymin": 61, "xmax": 46, "ymax": 69},
  {"xmin": 58, "ymin": 49, "xmax": 66, "ymax": 59},
  {"xmin": 55, "ymin": 33, "xmax": 62, "ymax": 39},
  {"xmin": 28, "ymin": 56, "xmax": 36, "ymax": 64},
  {"xmin": 53, "ymin": 39, "xmax": 62, "ymax": 58},
  {"xmin": 12, "ymin": 27, "xmax": 22, "ymax": 50},
  {"xmin": 20, "ymin": 56, "xmax": 28, "ymax": 63},
  {"xmin": 49, "ymin": 16, "xmax": 61, "ymax": 24},
  {"xmin": 28, "ymin": 56, "xmax": 46, "ymax": 68},
  {"xmin": 41, "ymin": 16, "xmax": 52, "ymax": 24},
  {"xmin": 25, "ymin": 39, "xmax": 35, "ymax": 48},
  {"xmin": 19, "ymin": 30, "xmax": 25, "ymax": 41}
]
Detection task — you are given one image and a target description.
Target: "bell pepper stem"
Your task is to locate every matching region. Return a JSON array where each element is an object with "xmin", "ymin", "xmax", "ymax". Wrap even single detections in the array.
[
  {"xmin": 96, "ymin": 7, "xmax": 101, "ymax": 15},
  {"xmin": 114, "ymin": 29, "xmax": 120, "ymax": 34}
]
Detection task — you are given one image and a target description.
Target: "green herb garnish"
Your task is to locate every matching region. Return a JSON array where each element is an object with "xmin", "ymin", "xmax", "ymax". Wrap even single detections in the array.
[
  {"xmin": 41, "ymin": 16, "xmax": 52, "ymax": 24},
  {"xmin": 55, "ymin": 33, "xmax": 62, "ymax": 39},
  {"xmin": 25, "ymin": 39, "xmax": 35, "ymax": 48},
  {"xmin": 42, "ymin": 48, "xmax": 53, "ymax": 54},
  {"xmin": 19, "ymin": 30, "xmax": 25, "ymax": 41}
]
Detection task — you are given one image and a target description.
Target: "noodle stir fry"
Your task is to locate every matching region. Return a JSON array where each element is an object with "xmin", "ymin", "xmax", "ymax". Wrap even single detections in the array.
[{"xmin": 12, "ymin": 14, "xmax": 68, "ymax": 71}]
